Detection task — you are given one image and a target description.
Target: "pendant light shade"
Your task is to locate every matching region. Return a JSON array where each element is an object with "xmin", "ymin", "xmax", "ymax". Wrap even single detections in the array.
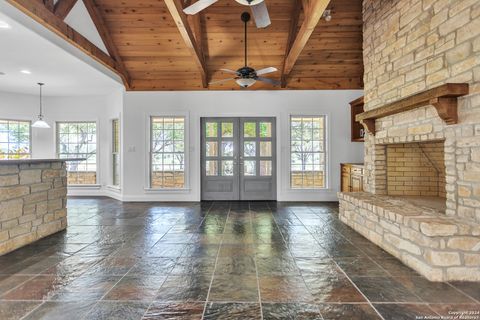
[{"xmin": 32, "ymin": 82, "xmax": 50, "ymax": 129}]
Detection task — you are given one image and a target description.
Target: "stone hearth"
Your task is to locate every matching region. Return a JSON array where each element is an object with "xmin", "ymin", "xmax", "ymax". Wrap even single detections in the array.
[{"xmin": 339, "ymin": 193, "xmax": 480, "ymax": 281}]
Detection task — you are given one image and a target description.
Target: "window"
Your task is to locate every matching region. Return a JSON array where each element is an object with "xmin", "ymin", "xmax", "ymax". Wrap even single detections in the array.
[
  {"xmin": 57, "ymin": 122, "xmax": 97, "ymax": 185},
  {"xmin": 112, "ymin": 119, "xmax": 120, "ymax": 186},
  {"xmin": 150, "ymin": 116, "xmax": 185, "ymax": 189},
  {"xmin": 290, "ymin": 116, "xmax": 326, "ymax": 189},
  {"xmin": 0, "ymin": 119, "xmax": 31, "ymax": 159}
]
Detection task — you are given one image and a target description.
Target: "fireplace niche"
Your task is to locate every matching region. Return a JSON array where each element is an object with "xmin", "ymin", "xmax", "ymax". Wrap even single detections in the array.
[{"xmin": 385, "ymin": 140, "xmax": 446, "ymax": 212}]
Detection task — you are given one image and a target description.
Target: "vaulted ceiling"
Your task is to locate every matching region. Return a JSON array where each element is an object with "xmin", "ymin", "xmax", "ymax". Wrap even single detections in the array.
[{"xmin": 7, "ymin": 0, "xmax": 363, "ymax": 91}]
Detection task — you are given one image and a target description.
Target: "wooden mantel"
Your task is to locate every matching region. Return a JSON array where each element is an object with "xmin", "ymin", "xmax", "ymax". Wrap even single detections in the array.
[{"xmin": 356, "ymin": 83, "xmax": 469, "ymax": 134}]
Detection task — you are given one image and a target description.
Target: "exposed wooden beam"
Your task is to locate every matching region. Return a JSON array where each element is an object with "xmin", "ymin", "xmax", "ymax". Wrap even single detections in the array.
[
  {"xmin": 82, "ymin": 0, "xmax": 131, "ymax": 88},
  {"xmin": 281, "ymin": 0, "xmax": 302, "ymax": 88},
  {"xmin": 164, "ymin": 0, "xmax": 208, "ymax": 88},
  {"xmin": 283, "ymin": 0, "xmax": 331, "ymax": 76},
  {"xmin": 7, "ymin": 0, "xmax": 129, "ymax": 87},
  {"xmin": 53, "ymin": 0, "xmax": 77, "ymax": 20},
  {"xmin": 43, "ymin": 0, "xmax": 54, "ymax": 12}
]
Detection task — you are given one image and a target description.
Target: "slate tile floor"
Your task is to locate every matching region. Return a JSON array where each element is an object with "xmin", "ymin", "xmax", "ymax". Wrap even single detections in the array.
[{"xmin": 0, "ymin": 199, "xmax": 479, "ymax": 320}]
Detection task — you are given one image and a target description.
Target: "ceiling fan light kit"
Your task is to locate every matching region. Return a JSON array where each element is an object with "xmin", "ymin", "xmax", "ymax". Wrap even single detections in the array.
[
  {"xmin": 236, "ymin": 78, "xmax": 257, "ymax": 88},
  {"xmin": 209, "ymin": 12, "xmax": 280, "ymax": 88},
  {"xmin": 235, "ymin": 0, "xmax": 264, "ymax": 5}
]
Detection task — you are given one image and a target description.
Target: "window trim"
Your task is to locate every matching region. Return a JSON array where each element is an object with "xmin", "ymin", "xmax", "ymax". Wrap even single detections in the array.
[
  {"xmin": 0, "ymin": 118, "xmax": 32, "ymax": 159},
  {"xmin": 288, "ymin": 114, "xmax": 329, "ymax": 190},
  {"xmin": 111, "ymin": 118, "xmax": 121, "ymax": 188},
  {"xmin": 55, "ymin": 120, "xmax": 100, "ymax": 187},
  {"xmin": 146, "ymin": 113, "xmax": 189, "ymax": 191}
]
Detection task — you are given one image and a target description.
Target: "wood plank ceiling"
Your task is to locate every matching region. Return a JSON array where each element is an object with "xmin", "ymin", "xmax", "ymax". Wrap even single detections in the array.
[{"xmin": 10, "ymin": 0, "xmax": 364, "ymax": 91}]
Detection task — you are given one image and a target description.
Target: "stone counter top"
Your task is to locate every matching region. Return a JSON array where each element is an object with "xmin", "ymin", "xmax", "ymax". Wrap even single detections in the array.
[{"xmin": 0, "ymin": 158, "xmax": 86, "ymax": 165}]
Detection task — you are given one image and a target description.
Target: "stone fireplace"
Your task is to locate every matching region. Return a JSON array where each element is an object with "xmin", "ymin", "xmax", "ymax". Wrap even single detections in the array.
[{"xmin": 338, "ymin": 0, "xmax": 480, "ymax": 282}]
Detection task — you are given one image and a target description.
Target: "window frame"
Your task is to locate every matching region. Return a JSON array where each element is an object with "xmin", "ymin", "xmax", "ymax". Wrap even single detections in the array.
[
  {"xmin": 289, "ymin": 114, "xmax": 328, "ymax": 190},
  {"xmin": 55, "ymin": 120, "xmax": 99, "ymax": 186},
  {"xmin": 0, "ymin": 118, "xmax": 32, "ymax": 160},
  {"xmin": 111, "ymin": 118, "xmax": 121, "ymax": 187},
  {"xmin": 147, "ymin": 114, "xmax": 189, "ymax": 191}
]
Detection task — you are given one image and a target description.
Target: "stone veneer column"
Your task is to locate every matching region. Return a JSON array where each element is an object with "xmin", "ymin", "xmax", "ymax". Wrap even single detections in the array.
[{"xmin": 0, "ymin": 161, "xmax": 68, "ymax": 255}]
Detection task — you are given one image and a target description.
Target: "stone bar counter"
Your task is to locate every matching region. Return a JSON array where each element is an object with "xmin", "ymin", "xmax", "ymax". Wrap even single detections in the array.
[{"xmin": 0, "ymin": 159, "xmax": 79, "ymax": 255}]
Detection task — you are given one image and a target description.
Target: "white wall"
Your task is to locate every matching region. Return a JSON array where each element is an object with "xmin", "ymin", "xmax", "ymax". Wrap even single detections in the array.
[
  {"xmin": 0, "ymin": 90, "xmax": 123, "ymax": 197},
  {"xmin": 122, "ymin": 90, "xmax": 364, "ymax": 202},
  {"xmin": 1, "ymin": 89, "xmax": 363, "ymax": 202}
]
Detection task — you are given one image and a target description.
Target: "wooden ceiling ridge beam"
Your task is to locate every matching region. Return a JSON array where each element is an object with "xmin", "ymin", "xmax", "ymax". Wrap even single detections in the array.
[
  {"xmin": 82, "ymin": 0, "xmax": 131, "ymax": 88},
  {"xmin": 53, "ymin": 0, "xmax": 78, "ymax": 20},
  {"xmin": 43, "ymin": 0, "xmax": 54, "ymax": 12},
  {"xmin": 282, "ymin": 0, "xmax": 331, "ymax": 79},
  {"xmin": 165, "ymin": 0, "xmax": 208, "ymax": 88},
  {"xmin": 281, "ymin": 0, "xmax": 302, "ymax": 88},
  {"xmin": 7, "ymin": 0, "xmax": 129, "ymax": 87}
]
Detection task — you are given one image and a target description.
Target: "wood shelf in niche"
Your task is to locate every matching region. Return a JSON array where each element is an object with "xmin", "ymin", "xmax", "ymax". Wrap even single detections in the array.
[
  {"xmin": 356, "ymin": 83, "xmax": 469, "ymax": 135},
  {"xmin": 350, "ymin": 96, "xmax": 365, "ymax": 142}
]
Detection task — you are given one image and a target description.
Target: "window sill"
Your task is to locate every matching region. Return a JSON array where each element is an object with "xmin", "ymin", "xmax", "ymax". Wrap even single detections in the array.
[
  {"xmin": 288, "ymin": 188, "xmax": 334, "ymax": 193},
  {"xmin": 68, "ymin": 184, "xmax": 101, "ymax": 189},
  {"xmin": 105, "ymin": 185, "xmax": 121, "ymax": 192},
  {"xmin": 144, "ymin": 187, "xmax": 191, "ymax": 194}
]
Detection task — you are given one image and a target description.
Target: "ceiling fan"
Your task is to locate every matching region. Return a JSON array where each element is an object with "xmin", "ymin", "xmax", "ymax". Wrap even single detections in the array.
[
  {"xmin": 184, "ymin": 0, "xmax": 271, "ymax": 29},
  {"xmin": 209, "ymin": 12, "xmax": 280, "ymax": 88}
]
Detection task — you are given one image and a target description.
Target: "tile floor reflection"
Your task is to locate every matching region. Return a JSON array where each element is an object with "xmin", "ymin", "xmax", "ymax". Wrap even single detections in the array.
[{"xmin": 0, "ymin": 199, "xmax": 478, "ymax": 319}]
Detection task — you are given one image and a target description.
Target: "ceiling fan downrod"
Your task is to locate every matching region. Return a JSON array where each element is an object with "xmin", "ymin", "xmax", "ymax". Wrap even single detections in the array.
[{"xmin": 241, "ymin": 12, "xmax": 250, "ymax": 67}]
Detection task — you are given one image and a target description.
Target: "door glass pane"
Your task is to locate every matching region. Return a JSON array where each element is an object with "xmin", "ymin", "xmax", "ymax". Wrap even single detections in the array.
[
  {"xmin": 244, "ymin": 122, "xmax": 256, "ymax": 138},
  {"xmin": 222, "ymin": 141, "xmax": 233, "ymax": 157},
  {"xmin": 259, "ymin": 122, "xmax": 272, "ymax": 137},
  {"xmin": 244, "ymin": 160, "xmax": 256, "ymax": 176},
  {"xmin": 244, "ymin": 141, "xmax": 256, "ymax": 157},
  {"xmin": 222, "ymin": 161, "xmax": 234, "ymax": 176},
  {"xmin": 222, "ymin": 123, "xmax": 233, "ymax": 137},
  {"xmin": 206, "ymin": 122, "xmax": 218, "ymax": 137},
  {"xmin": 206, "ymin": 142, "xmax": 218, "ymax": 157},
  {"xmin": 260, "ymin": 141, "xmax": 271, "ymax": 157},
  {"xmin": 260, "ymin": 161, "xmax": 272, "ymax": 176},
  {"xmin": 206, "ymin": 161, "xmax": 217, "ymax": 176}
]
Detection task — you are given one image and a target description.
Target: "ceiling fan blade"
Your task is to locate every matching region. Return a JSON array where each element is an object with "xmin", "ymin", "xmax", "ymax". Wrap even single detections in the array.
[
  {"xmin": 256, "ymin": 77, "xmax": 280, "ymax": 86},
  {"xmin": 256, "ymin": 66, "xmax": 278, "ymax": 76},
  {"xmin": 250, "ymin": 1, "xmax": 271, "ymax": 28},
  {"xmin": 183, "ymin": 0, "xmax": 219, "ymax": 15},
  {"xmin": 209, "ymin": 78, "xmax": 237, "ymax": 85},
  {"xmin": 220, "ymin": 68, "xmax": 239, "ymax": 75}
]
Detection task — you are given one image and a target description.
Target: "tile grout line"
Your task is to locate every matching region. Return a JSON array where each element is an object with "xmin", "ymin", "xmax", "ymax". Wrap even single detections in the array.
[
  {"xmin": 19, "ymin": 301, "xmax": 46, "ymax": 320},
  {"xmin": 141, "ymin": 201, "xmax": 215, "ymax": 319},
  {"xmin": 201, "ymin": 202, "xmax": 230, "ymax": 320},
  {"xmin": 331, "ymin": 258, "xmax": 386, "ymax": 320},
  {"xmin": 300, "ymin": 204, "xmax": 386, "ymax": 319},
  {"xmin": 269, "ymin": 203, "xmax": 325, "ymax": 319},
  {"xmin": 300, "ymin": 205, "xmax": 441, "ymax": 319},
  {"xmin": 445, "ymin": 282, "xmax": 480, "ymax": 304},
  {"xmin": 250, "ymin": 202, "xmax": 264, "ymax": 320},
  {"xmin": 81, "ymin": 204, "xmax": 195, "ymax": 320},
  {"xmin": 13, "ymin": 253, "xmax": 111, "ymax": 320}
]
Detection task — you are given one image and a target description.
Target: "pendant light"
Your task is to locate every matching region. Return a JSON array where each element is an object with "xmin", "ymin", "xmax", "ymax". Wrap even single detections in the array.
[{"xmin": 32, "ymin": 82, "xmax": 50, "ymax": 129}]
